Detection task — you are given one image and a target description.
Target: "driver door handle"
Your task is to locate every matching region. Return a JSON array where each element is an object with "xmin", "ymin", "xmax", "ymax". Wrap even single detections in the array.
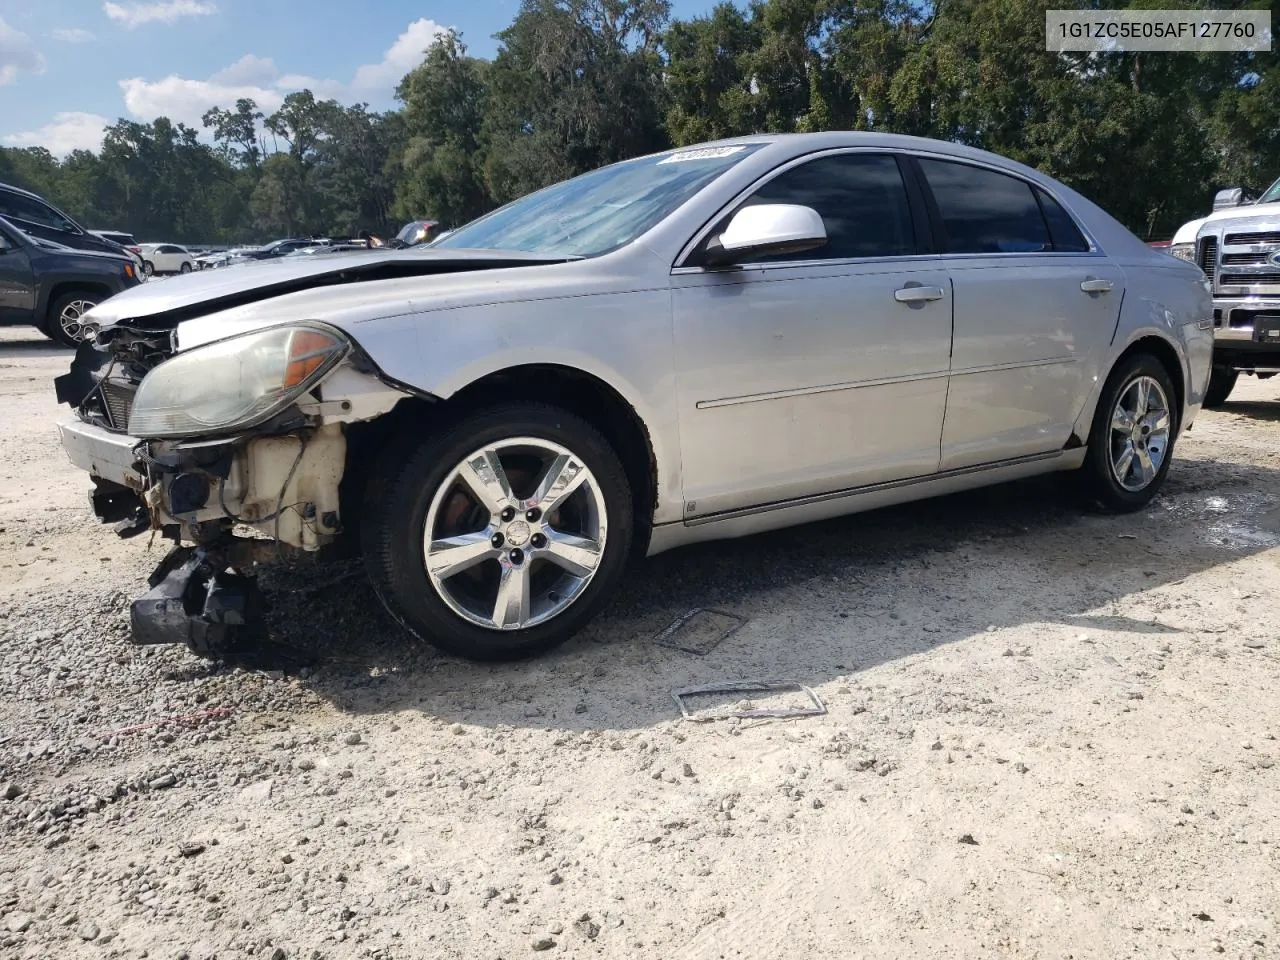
[
  {"xmin": 894, "ymin": 285, "xmax": 945, "ymax": 303},
  {"xmin": 1080, "ymin": 278, "xmax": 1114, "ymax": 293}
]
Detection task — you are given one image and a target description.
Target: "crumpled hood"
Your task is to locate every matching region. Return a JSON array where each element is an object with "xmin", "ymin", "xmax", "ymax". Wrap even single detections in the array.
[{"xmin": 85, "ymin": 247, "xmax": 577, "ymax": 334}]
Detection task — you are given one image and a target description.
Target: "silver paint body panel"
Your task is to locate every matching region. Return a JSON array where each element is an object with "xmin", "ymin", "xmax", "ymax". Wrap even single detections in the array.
[{"xmin": 85, "ymin": 132, "xmax": 1213, "ymax": 554}]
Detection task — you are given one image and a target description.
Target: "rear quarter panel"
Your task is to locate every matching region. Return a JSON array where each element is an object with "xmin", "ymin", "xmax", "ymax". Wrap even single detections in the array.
[{"xmin": 1070, "ymin": 261, "xmax": 1212, "ymax": 441}]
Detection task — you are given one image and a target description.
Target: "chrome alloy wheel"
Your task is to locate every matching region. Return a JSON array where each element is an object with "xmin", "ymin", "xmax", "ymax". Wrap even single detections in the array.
[
  {"xmin": 422, "ymin": 437, "xmax": 608, "ymax": 631},
  {"xmin": 1109, "ymin": 375, "xmax": 1171, "ymax": 492},
  {"xmin": 59, "ymin": 299, "xmax": 97, "ymax": 342}
]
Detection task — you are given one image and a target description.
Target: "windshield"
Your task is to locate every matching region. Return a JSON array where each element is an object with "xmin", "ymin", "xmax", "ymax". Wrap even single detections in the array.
[
  {"xmin": 436, "ymin": 144, "xmax": 764, "ymax": 257},
  {"xmin": 1258, "ymin": 176, "xmax": 1280, "ymax": 204}
]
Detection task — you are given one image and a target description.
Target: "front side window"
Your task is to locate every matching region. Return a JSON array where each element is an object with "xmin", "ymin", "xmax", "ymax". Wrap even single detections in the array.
[
  {"xmin": 918, "ymin": 159, "xmax": 1050, "ymax": 255},
  {"xmin": 436, "ymin": 144, "xmax": 765, "ymax": 258},
  {"xmin": 734, "ymin": 153, "xmax": 917, "ymax": 261}
]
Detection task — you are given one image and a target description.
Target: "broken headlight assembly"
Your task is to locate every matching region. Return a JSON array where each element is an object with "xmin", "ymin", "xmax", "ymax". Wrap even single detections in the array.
[{"xmin": 128, "ymin": 324, "xmax": 349, "ymax": 438}]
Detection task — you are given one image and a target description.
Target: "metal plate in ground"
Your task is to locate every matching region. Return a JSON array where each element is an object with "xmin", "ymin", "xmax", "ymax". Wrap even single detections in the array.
[
  {"xmin": 671, "ymin": 680, "xmax": 827, "ymax": 722},
  {"xmin": 654, "ymin": 608, "xmax": 745, "ymax": 655}
]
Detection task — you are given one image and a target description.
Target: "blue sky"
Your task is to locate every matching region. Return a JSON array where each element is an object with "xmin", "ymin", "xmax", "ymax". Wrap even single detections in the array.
[{"xmin": 0, "ymin": 0, "xmax": 712, "ymax": 156}]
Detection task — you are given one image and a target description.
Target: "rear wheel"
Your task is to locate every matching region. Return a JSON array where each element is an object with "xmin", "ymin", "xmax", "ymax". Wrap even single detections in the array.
[
  {"xmin": 42, "ymin": 291, "xmax": 101, "ymax": 347},
  {"xmin": 142, "ymin": 261, "xmax": 155, "ymax": 278},
  {"xmin": 179, "ymin": 262, "xmax": 192, "ymax": 274},
  {"xmin": 1076, "ymin": 353, "xmax": 1178, "ymax": 512},
  {"xmin": 361, "ymin": 403, "xmax": 634, "ymax": 661},
  {"xmin": 1203, "ymin": 366, "xmax": 1238, "ymax": 409}
]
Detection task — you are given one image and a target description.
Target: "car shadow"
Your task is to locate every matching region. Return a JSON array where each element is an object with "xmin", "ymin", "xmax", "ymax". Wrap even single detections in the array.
[
  {"xmin": 227, "ymin": 451, "xmax": 1280, "ymax": 732},
  {"xmin": 1217, "ymin": 399, "xmax": 1280, "ymax": 423},
  {"xmin": 0, "ymin": 334, "xmax": 71, "ymax": 359}
]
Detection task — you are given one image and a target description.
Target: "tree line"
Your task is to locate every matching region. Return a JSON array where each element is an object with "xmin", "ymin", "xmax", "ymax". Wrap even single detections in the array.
[{"xmin": 1, "ymin": 0, "xmax": 1275, "ymax": 244}]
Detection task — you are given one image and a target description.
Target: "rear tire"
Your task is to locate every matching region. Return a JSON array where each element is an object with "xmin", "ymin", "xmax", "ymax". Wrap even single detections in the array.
[
  {"xmin": 1203, "ymin": 366, "xmax": 1238, "ymax": 409},
  {"xmin": 180, "ymin": 262, "xmax": 192, "ymax": 274},
  {"xmin": 361, "ymin": 403, "xmax": 635, "ymax": 661},
  {"xmin": 1076, "ymin": 352, "xmax": 1179, "ymax": 512},
  {"xmin": 142, "ymin": 261, "xmax": 155, "ymax": 278},
  {"xmin": 43, "ymin": 290, "xmax": 101, "ymax": 347}
]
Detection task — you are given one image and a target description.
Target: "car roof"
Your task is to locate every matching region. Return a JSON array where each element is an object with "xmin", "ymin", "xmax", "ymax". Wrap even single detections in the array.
[{"xmin": 0, "ymin": 181, "xmax": 46, "ymax": 201}]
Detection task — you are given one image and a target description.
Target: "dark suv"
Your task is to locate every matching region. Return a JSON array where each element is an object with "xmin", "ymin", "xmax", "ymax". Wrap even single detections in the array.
[
  {"xmin": 0, "ymin": 216, "xmax": 141, "ymax": 345},
  {"xmin": 0, "ymin": 182, "xmax": 127, "ymax": 257}
]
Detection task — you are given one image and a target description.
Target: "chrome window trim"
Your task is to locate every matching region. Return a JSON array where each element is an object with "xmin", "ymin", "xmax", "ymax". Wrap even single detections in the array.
[{"xmin": 674, "ymin": 146, "xmax": 1103, "ymax": 271}]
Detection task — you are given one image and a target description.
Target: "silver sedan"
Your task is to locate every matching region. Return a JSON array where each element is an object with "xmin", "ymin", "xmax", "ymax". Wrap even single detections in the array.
[{"xmin": 57, "ymin": 132, "xmax": 1214, "ymax": 661}]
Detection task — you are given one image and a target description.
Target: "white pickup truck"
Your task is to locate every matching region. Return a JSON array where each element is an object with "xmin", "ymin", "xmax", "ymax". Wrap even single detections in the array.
[{"xmin": 1170, "ymin": 177, "xmax": 1280, "ymax": 406}]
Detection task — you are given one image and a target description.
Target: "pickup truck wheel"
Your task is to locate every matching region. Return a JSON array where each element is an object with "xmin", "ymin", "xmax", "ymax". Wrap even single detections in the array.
[
  {"xmin": 1077, "ymin": 353, "xmax": 1179, "ymax": 512},
  {"xmin": 362, "ymin": 403, "xmax": 634, "ymax": 661},
  {"xmin": 1203, "ymin": 366, "xmax": 1238, "ymax": 409},
  {"xmin": 43, "ymin": 291, "xmax": 100, "ymax": 347}
]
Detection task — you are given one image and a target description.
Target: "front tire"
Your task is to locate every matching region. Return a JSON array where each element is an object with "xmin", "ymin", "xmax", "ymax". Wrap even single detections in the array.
[
  {"xmin": 1077, "ymin": 353, "xmax": 1179, "ymax": 512},
  {"xmin": 142, "ymin": 261, "xmax": 155, "ymax": 278},
  {"xmin": 361, "ymin": 403, "xmax": 635, "ymax": 661},
  {"xmin": 1203, "ymin": 366, "xmax": 1238, "ymax": 409},
  {"xmin": 180, "ymin": 262, "xmax": 192, "ymax": 274}
]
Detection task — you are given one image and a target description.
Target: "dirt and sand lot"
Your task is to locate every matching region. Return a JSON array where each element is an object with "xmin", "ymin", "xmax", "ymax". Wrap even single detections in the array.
[{"xmin": 1, "ymin": 324, "xmax": 1278, "ymax": 960}]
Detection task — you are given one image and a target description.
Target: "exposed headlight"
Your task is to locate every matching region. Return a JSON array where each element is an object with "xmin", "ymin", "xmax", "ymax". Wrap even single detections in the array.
[
  {"xmin": 1169, "ymin": 243, "xmax": 1196, "ymax": 262},
  {"xmin": 128, "ymin": 324, "xmax": 349, "ymax": 438}
]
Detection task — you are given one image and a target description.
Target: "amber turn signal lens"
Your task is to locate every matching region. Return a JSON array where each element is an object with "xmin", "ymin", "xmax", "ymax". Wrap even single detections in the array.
[
  {"xmin": 283, "ymin": 329, "xmax": 342, "ymax": 388},
  {"xmin": 124, "ymin": 262, "xmax": 135, "ymax": 279}
]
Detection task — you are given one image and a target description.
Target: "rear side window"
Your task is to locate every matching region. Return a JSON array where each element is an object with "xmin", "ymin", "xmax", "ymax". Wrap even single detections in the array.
[
  {"xmin": 1035, "ymin": 189, "xmax": 1090, "ymax": 252},
  {"xmin": 740, "ymin": 153, "xmax": 917, "ymax": 260},
  {"xmin": 918, "ymin": 159, "xmax": 1050, "ymax": 255},
  {"xmin": 0, "ymin": 189, "xmax": 76, "ymax": 232}
]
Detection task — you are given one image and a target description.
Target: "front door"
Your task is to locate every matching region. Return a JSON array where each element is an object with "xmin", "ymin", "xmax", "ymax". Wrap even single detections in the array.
[{"xmin": 671, "ymin": 151, "xmax": 954, "ymax": 520}]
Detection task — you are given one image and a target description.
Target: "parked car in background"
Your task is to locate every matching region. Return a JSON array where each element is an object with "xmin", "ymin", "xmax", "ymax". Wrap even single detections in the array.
[
  {"xmin": 0, "ymin": 216, "xmax": 140, "ymax": 345},
  {"xmin": 0, "ymin": 182, "xmax": 130, "ymax": 257},
  {"xmin": 55, "ymin": 132, "xmax": 1212, "ymax": 663},
  {"xmin": 391, "ymin": 219, "xmax": 441, "ymax": 248},
  {"xmin": 90, "ymin": 230, "xmax": 144, "ymax": 270},
  {"xmin": 1169, "ymin": 174, "xmax": 1280, "ymax": 406},
  {"xmin": 139, "ymin": 243, "xmax": 195, "ymax": 276}
]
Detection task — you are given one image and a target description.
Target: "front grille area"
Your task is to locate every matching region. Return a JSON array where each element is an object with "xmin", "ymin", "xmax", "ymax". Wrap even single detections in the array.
[
  {"xmin": 1221, "ymin": 251, "xmax": 1273, "ymax": 266},
  {"xmin": 99, "ymin": 381, "xmax": 136, "ymax": 432},
  {"xmin": 1220, "ymin": 272, "xmax": 1280, "ymax": 286},
  {"xmin": 1197, "ymin": 236, "xmax": 1218, "ymax": 278},
  {"xmin": 1225, "ymin": 230, "xmax": 1280, "ymax": 245}
]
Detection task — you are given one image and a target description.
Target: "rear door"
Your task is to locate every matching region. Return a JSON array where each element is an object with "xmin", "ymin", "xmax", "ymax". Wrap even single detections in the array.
[
  {"xmin": 671, "ymin": 151, "xmax": 953, "ymax": 518},
  {"xmin": 912, "ymin": 157, "xmax": 1124, "ymax": 470}
]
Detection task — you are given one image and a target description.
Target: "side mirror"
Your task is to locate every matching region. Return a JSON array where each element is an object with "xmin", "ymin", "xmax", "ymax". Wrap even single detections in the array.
[
  {"xmin": 1213, "ymin": 187, "xmax": 1247, "ymax": 211},
  {"xmin": 702, "ymin": 204, "xmax": 828, "ymax": 267}
]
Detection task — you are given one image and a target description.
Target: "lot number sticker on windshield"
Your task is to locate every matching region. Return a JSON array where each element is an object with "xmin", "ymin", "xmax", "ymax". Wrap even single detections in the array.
[{"xmin": 658, "ymin": 146, "xmax": 748, "ymax": 164}]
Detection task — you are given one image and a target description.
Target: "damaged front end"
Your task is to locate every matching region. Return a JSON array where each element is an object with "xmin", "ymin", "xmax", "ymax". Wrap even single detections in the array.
[{"xmin": 56, "ymin": 320, "xmax": 414, "ymax": 658}]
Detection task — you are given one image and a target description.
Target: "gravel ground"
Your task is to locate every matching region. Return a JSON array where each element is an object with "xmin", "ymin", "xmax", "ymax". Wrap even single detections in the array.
[{"xmin": 2, "ymin": 324, "xmax": 1279, "ymax": 960}]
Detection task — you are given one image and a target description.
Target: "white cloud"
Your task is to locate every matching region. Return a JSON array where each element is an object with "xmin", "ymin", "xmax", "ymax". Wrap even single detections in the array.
[
  {"xmin": 103, "ymin": 1, "xmax": 217, "ymax": 29},
  {"xmin": 210, "ymin": 54, "xmax": 279, "ymax": 88},
  {"xmin": 0, "ymin": 16, "xmax": 47, "ymax": 86},
  {"xmin": 350, "ymin": 18, "xmax": 445, "ymax": 94},
  {"xmin": 4, "ymin": 112, "xmax": 111, "ymax": 155},
  {"xmin": 119, "ymin": 73, "xmax": 285, "ymax": 127},
  {"xmin": 53, "ymin": 28, "xmax": 97, "ymax": 43},
  {"xmin": 116, "ymin": 17, "xmax": 446, "ymax": 126}
]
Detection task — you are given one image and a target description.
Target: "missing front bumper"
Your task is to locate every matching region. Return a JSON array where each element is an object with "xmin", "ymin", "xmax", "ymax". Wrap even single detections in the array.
[{"xmin": 131, "ymin": 546, "xmax": 265, "ymax": 656}]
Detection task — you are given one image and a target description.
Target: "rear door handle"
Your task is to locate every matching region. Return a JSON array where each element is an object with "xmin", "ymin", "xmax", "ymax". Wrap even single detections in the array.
[
  {"xmin": 1080, "ymin": 278, "xmax": 1114, "ymax": 293},
  {"xmin": 894, "ymin": 285, "xmax": 946, "ymax": 303}
]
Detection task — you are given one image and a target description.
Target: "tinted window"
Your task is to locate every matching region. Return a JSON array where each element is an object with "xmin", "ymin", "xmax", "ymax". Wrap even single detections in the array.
[
  {"xmin": 738, "ymin": 153, "xmax": 916, "ymax": 261},
  {"xmin": 1036, "ymin": 189, "xmax": 1090, "ymax": 252},
  {"xmin": 918, "ymin": 159, "xmax": 1050, "ymax": 254},
  {"xmin": 0, "ymin": 189, "xmax": 76, "ymax": 232}
]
